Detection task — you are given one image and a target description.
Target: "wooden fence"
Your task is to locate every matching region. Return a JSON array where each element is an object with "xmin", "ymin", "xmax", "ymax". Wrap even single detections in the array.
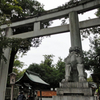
[{"xmin": 5, "ymin": 87, "xmax": 19, "ymax": 100}]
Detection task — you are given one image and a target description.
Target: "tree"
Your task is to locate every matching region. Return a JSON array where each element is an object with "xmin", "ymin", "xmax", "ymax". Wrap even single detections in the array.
[
  {"xmin": 14, "ymin": 0, "xmax": 44, "ymax": 18},
  {"xmin": 39, "ymin": 55, "xmax": 57, "ymax": 88},
  {"xmin": 27, "ymin": 63, "xmax": 43, "ymax": 74},
  {"xmin": 7, "ymin": 55, "xmax": 26, "ymax": 86},
  {"xmin": 55, "ymin": 57, "xmax": 65, "ymax": 83},
  {"xmin": 13, "ymin": 55, "xmax": 25, "ymax": 69},
  {"xmin": 0, "ymin": 0, "xmax": 23, "ymax": 62},
  {"xmin": 84, "ymin": 35, "xmax": 100, "ymax": 74},
  {"xmin": 27, "ymin": 55, "xmax": 65, "ymax": 88},
  {"xmin": 81, "ymin": 7, "xmax": 100, "ymax": 74},
  {"xmin": 78, "ymin": 6, "xmax": 100, "ymax": 75},
  {"xmin": 0, "ymin": 0, "xmax": 51, "ymax": 73}
]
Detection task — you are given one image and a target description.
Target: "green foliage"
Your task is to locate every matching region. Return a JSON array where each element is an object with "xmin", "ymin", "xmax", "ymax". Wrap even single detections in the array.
[
  {"xmin": 7, "ymin": 68, "xmax": 26, "ymax": 86},
  {"xmin": 16, "ymin": 0, "xmax": 44, "ymax": 17},
  {"xmin": 95, "ymin": 8, "xmax": 100, "ymax": 17},
  {"xmin": 84, "ymin": 35, "xmax": 100, "ymax": 74},
  {"xmin": 27, "ymin": 55, "xmax": 65, "ymax": 88},
  {"xmin": 55, "ymin": 58, "xmax": 65, "ymax": 82},
  {"xmin": 0, "ymin": 36, "xmax": 33, "ymax": 62},
  {"xmin": 87, "ymin": 76, "xmax": 93, "ymax": 82},
  {"xmin": 14, "ymin": 68, "xmax": 26, "ymax": 81},
  {"xmin": 81, "ymin": 8, "xmax": 100, "ymax": 75},
  {"xmin": 0, "ymin": 0, "xmax": 23, "ymax": 62},
  {"xmin": 7, "ymin": 55, "xmax": 26, "ymax": 86},
  {"xmin": 13, "ymin": 55, "xmax": 25, "ymax": 68},
  {"xmin": 13, "ymin": 55, "xmax": 26, "ymax": 79},
  {"xmin": 0, "ymin": 0, "xmax": 22, "ymax": 18},
  {"xmin": 0, "ymin": 0, "xmax": 51, "ymax": 62},
  {"xmin": 26, "ymin": 63, "xmax": 42, "ymax": 74},
  {"xmin": 39, "ymin": 55, "xmax": 56, "ymax": 88},
  {"xmin": 12, "ymin": 58, "xmax": 26, "ymax": 85}
]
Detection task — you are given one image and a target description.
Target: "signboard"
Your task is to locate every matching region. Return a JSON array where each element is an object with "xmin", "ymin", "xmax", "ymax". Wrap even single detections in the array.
[{"xmin": 9, "ymin": 72, "xmax": 17, "ymax": 85}]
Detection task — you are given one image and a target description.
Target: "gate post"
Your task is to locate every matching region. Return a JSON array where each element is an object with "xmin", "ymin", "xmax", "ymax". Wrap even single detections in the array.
[
  {"xmin": 34, "ymin": 22, "xmax": 40, "ymax": 31},
  {"xmin": 69, "ymin": 11, "xmax": 82, "ymax": 51},
  {"xmin": 0, "ymin": 28, "xmax": 13, "ymax": 100}
]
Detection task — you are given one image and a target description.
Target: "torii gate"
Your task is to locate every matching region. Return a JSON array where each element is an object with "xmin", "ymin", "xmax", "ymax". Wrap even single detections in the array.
[{"xmin": 0, "ymin": 0, "xmax": 100, "ymax": 100}]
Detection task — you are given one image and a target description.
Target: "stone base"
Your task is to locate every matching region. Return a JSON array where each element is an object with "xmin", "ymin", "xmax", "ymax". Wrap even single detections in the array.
[
  {"xmin": 58, "ymin": 82, "xmax": 92, "ymax": 96},
  {"xmin": 53, "ymin": 96, "xmax": 96, "ymax": 100},
  {"xmin": 59, "ymin": 82, "xmax": 89, "ymax": 88},
  {"xmin": 57, "ymin": 87, "xmax": 92, "ymax": 96},
  {"xmin": 53, "ymin": 82, "xmax": 96, "ymax": 100}
]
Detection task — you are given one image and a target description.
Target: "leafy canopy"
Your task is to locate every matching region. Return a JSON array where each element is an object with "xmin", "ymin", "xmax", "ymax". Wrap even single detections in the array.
[
  {"xmin": 27, "ymin": 55, "xmax": 65, "ymax": 88},
  {"xmin": 0, "ymin": 0, "xmax": 49, "ymax": 62}
]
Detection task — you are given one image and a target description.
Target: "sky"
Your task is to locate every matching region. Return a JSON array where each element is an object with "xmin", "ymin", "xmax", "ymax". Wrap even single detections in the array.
[{"xmin": 18, "ymin": 0, "xmax": 97, "ymax": 75}]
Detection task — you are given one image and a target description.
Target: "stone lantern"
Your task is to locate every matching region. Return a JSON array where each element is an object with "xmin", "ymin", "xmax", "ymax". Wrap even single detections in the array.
[{"xmin": 9, "ymin": 72, "xmax": 17, "ymax": 100}]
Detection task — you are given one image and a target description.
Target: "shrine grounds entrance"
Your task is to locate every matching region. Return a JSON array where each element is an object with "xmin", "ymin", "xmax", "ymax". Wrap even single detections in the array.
[{"xmin": 1, "ymin": 0, "xmax": 100, "ymax": 100}]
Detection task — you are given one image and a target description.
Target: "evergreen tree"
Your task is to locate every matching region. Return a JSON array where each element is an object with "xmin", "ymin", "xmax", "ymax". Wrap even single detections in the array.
[
  {"xmin": 84, "ymin": 35, "xmax": 100, "ymax": 74},
  {"xmin": 27, "ymin": 55, "xmax": 65, "ymax": 88}
]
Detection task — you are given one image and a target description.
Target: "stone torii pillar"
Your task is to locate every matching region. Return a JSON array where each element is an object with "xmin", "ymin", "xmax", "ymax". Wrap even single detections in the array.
[
  {"xmin": 0, "ymin": 28, "xmax": 13, "ymax": 100},
  {"xmin": 64, "ymin": 11, "xmax": 86, "ymax": 82},
  {"xmin": 69, "ymin": 11, "xmax": 82, "ymax": 50}
]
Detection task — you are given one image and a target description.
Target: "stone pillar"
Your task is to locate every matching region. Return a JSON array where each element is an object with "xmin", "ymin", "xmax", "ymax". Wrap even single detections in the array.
[
  {"xmin": 64, "ymin": 11, "xmax": 85, "ymax": 82},
  {"xmin": 69, "ymin": 11, "xmax": 82, "ymax": 50},
  {"xmin": 0, "ymin": 28, "xmax": 13, "ymax": 100},
  {"xmin": 34, "ymin": 22, "xmax": 40, "ymax": 31}
]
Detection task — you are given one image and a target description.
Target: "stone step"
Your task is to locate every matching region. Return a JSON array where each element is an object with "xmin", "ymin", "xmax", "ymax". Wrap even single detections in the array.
[
  {"xmin": 59, "ymin": 82, "xmax": 90, "ymax": 88},
  {"xmin": 57, "ymin": 88, "xmax": 92, "ymax": 96},
  {"xmin": 53, "ymin": 96, "xmax": 96, "ymax": 100}
]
